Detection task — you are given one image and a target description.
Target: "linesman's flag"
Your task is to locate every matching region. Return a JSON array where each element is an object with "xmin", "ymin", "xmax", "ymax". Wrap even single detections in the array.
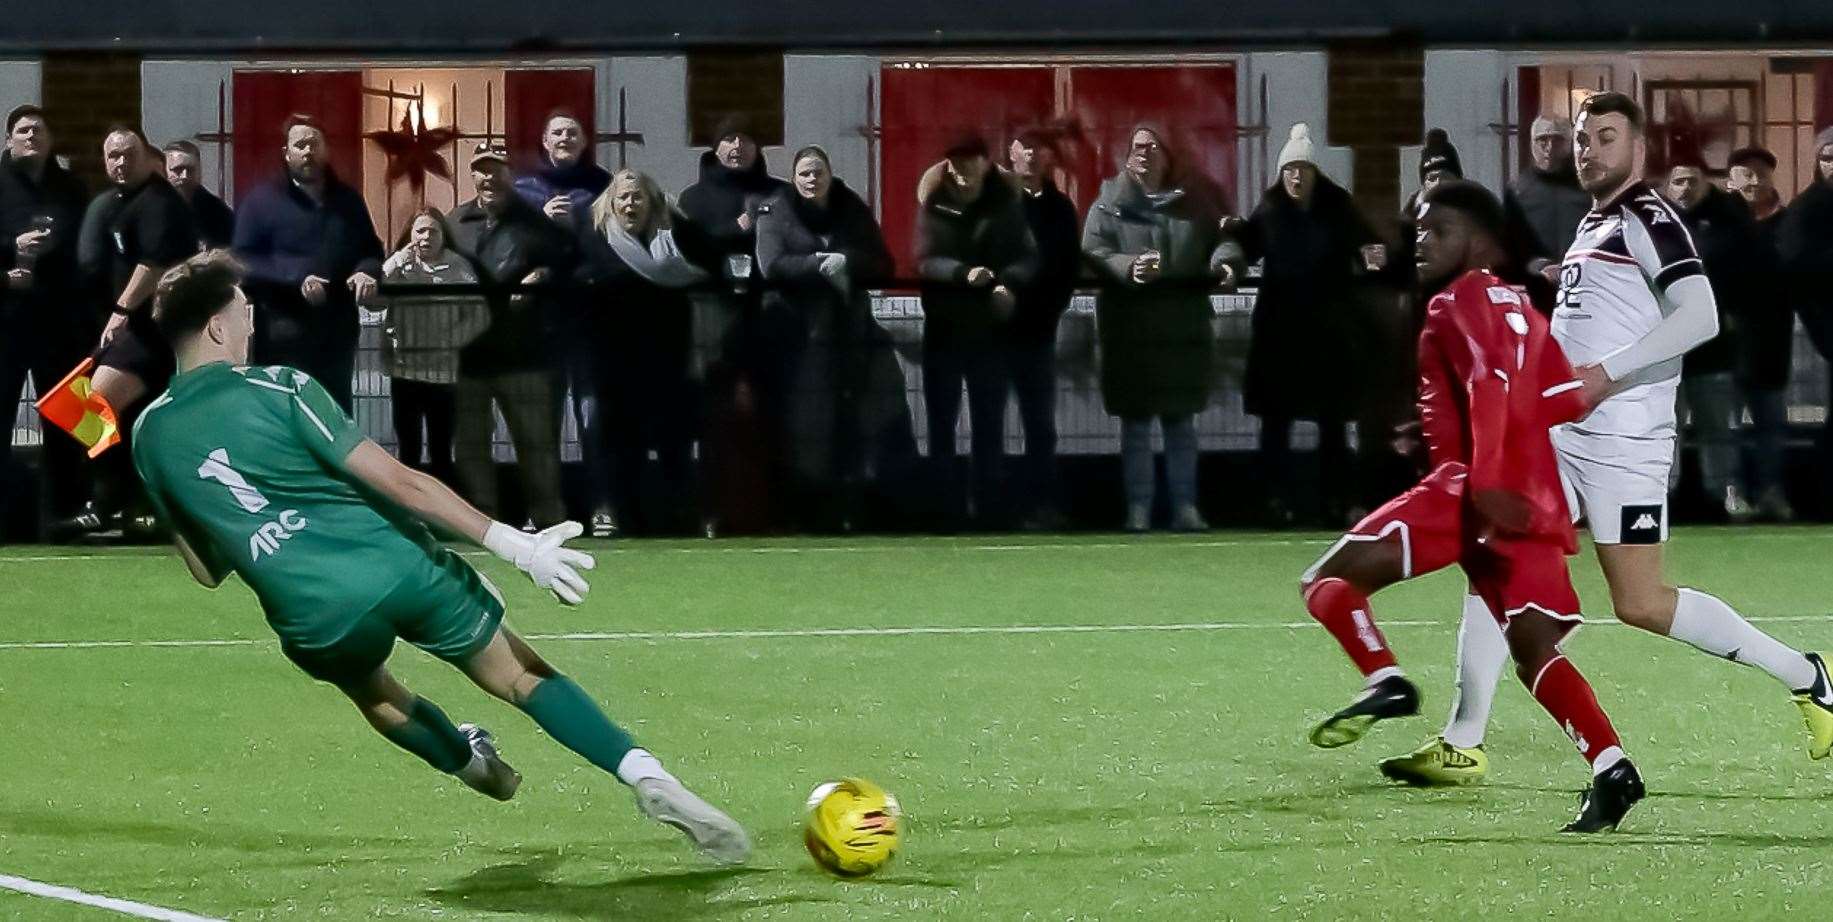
[{"xmin": 35, "ymin": 358, "xmax": 120, "ymax": 458}]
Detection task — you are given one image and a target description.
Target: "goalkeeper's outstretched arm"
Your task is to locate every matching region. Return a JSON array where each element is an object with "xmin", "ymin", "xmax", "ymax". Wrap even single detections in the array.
[
  {"xmin": 341, "ymin": 440, "xmax": 595, "ymax": 605},
  {"xmin": 342, "ymin": 439, "xmax": 491, "ymax": 543}
]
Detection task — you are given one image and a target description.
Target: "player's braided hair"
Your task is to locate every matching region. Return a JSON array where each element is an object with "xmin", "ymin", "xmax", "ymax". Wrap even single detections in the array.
[{"xmin": 153, "ymin": 249, "xmax": 245, "ymax": 341}]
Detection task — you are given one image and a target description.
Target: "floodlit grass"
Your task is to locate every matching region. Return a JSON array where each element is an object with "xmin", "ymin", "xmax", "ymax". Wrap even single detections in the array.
[{"xmin": 1, "ymin": 528, "xmax": 1829, "ymax": 919}]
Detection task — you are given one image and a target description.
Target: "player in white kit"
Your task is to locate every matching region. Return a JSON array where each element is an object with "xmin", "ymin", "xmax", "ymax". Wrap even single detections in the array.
[{"xmin": 1379, "ymin": 92, "xmax": 1833, "ymax": 787}]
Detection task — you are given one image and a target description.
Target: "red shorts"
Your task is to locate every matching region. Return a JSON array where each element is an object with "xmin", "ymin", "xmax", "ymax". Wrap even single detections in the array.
[{"xmin": 1306, "ymin": 462, "xmax": 1583, "ymax": 626}]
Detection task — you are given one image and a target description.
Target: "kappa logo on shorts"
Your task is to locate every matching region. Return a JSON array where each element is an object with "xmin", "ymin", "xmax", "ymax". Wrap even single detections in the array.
[{"xmin": 1620, "ymin": 504, "xmax": 1664, "ymax": 545}]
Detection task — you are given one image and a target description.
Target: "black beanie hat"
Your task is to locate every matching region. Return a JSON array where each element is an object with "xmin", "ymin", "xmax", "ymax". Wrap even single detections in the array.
[
  {"xmin": 943, "ymin": 132, "xmax": 990, "ymax": 161},
  {"xmin": 1419, "ymin": 128, "xmax": 1463, "ymax": 183},
  {"xmin": 1728, "ymin": 146, "xmax": 1778, "ymax": 172},
  {"xmin": 1420, "ymin": 179, "xmax": 1506, "ymax": 242},
  {"xmin": 5, "ymin": 104, "xmax": 43, "ymax": 135},
  {"xmin": 710, "ymin": 114, "xmax": 754, "ymax": 144}
]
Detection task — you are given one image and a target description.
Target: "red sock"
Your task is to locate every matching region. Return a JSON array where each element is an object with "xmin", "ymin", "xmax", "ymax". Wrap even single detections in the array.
[
  {"xmin": 1303, "ymin": 577, "xmax": 1398, "ymax": 678},
  {"xmin": 1524, "ymin": 655, "xmax": 1623, "ymax": 766}
]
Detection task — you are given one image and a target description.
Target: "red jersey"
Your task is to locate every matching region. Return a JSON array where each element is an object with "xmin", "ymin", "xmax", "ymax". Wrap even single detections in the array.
[{"xmin": 1416, "ymin": 269, "xmax": 1587, "ymax": 547}]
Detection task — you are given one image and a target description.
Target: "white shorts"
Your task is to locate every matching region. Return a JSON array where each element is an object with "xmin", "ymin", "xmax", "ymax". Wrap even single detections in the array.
[{"xmin": 1552, "ymin": 427, "xmax": 1671, "ymax": 546}]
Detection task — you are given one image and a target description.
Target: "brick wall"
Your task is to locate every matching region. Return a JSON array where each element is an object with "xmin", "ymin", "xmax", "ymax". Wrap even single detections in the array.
[
  {"xmin": 687, "ymin": 50, "xmax": 785, "ymax": 147},
  {"xmin": 1326, "ymin": 39, "xmax": 1422, "ymax": 230},
  {"xmin": 41, "ymin": 52, "xmax": 142, "ymax": 191}
]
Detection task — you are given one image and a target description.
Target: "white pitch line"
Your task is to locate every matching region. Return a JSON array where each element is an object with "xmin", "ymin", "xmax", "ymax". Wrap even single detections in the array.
[
  {"xmin": 2, "ymin": 528, "xmax": 1825, "ymax": 565},
  {"xmin": 0, "ymin": 873, "xmax": 224, "ymax": 921},
  {"xmin": 0, "ymin": 614, "xmax": 1827, "ymax": 652},
  {"xmin": 0, "ymin": 537, "xmax": 1330, "ymax": 564}
]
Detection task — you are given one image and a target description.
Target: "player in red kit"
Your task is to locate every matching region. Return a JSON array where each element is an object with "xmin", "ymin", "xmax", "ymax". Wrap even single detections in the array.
[{"xmin": 1297, "ymin": 181, "xmax": 1644, "ymax": 832}]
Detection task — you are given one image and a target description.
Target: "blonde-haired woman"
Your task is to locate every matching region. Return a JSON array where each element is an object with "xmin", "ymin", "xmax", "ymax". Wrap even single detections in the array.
[{"xmin": 575, "ymin": 168, "xmax": 720, "ymax": 534}]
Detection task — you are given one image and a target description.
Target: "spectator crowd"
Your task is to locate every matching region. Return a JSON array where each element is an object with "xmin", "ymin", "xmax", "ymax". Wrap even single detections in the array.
[{"xmin": 3, "ymin": 96, "xmax": 1832, "ymax": 541}]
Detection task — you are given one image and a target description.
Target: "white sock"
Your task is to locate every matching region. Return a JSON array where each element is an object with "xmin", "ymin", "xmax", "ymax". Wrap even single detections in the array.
[
  {"xmin": 1591, "ymin": 745, "xmax": 1626, "ymax": 777},
  {"xmin": 1366, "ymin": 665, "xmax": 1405, "ymax": 689},
  {"xmin": 615, "ymin": 748, "xmax": 676, "ymax": 787},
  {"xmin": 1443, "ymin": 594, "xmax": 1510, "ymax": 749},
  {"xmin": 1668, "ymin": 588, "xmax": 1817, "ymax": 691}
]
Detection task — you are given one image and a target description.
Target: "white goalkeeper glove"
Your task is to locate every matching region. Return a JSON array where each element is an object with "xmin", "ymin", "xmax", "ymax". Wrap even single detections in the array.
[{"xmin": 483, "ymin": 520, "xmax": 596, "ymax": 605}]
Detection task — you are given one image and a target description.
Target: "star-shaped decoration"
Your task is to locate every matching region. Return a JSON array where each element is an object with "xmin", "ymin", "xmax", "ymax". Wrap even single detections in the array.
[{"xmin": 364, "ymin": 102, "xmax": 458, "ymax": 196}]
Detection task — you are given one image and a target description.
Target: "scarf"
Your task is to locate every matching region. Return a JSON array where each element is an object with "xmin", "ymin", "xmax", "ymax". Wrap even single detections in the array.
[{"xmin": 603, "ymin": 220, "xmax": 710, "ymax": 288}]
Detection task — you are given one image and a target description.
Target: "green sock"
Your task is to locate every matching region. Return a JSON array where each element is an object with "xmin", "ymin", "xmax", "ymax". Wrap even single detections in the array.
[
  {"xmin": 519, "ymin": 675, "xmax": 636, "ymax": 778},
  {"xmin": 378, "ymin": 697, "xmax": 472, "ymax": 774}
]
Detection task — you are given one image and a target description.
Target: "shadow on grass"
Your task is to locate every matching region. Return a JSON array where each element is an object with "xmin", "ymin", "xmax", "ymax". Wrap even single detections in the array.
[
  {"xmin": 1413, "ymin": 830, "xmax": 1833, "ymax": 848},
  {"xmin": 927, "ymin": 781, "xmax": 1448, "ymax": 836},
  {"xmin": 0, "ymin": 804, "xmax": 420, "ymax": 856},
  {"xmin": 428, "ymin": 853, "xmax": 960, "ymax": 920}
]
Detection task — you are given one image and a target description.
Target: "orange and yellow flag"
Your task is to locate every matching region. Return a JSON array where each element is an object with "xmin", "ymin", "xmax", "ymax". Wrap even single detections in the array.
[{"xmin": 35, "ymin": 358, "xmax": 120, "ymax": 458}]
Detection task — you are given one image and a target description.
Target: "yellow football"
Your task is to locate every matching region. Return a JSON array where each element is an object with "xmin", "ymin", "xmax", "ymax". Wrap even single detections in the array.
[{"xmin": 803, "ymin": 777, "xmax": 902, "ymax": 877}]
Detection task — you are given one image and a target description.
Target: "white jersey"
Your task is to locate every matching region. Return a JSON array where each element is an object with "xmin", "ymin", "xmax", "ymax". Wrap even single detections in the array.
[{"xmin": 1551, "ymin": 182, "xmax": 1705, "ymax": 440}]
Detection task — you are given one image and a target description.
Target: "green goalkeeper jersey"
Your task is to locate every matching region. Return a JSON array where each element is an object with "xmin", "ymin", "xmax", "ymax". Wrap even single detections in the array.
[{"xmin": 132, "ymin": 362, "xmax": 448, "ymax": 643}]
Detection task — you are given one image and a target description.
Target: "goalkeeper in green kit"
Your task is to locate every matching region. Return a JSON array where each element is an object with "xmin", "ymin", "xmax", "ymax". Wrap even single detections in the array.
[{"xmin": 130, "ymin": 250, "xmax": 748, "ymax": 864}]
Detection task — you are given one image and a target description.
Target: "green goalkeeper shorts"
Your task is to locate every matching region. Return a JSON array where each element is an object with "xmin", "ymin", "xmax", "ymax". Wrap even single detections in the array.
[{"xmin": 278, "ymin": 549, "xmax": 506, "ymax": 687}]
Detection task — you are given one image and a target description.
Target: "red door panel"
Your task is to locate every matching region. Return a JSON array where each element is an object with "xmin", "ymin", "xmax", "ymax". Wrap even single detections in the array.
[{"xmin": 232, "ymin": 70, "xmax": 364, "ymax": 206}]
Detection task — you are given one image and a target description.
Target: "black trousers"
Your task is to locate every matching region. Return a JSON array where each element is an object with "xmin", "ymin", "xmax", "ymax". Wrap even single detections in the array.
[
  {"xmin": 923, "ymin": 332, "xmax": 1008, "ymax": 523},
  {"xmin": 1258, "ymin": 415, "xmax": 1353, "ymax": 520},
  {"xmin": 390, "ymin": 378, "xmax": 457, "ymax": 486},
  {"xmin": 1007, "ymin": 339, "xmax": 1060, "ymax": 515},
  {"xmin": 255, "ymin": 306, "xmax": 358, "ymax": 412},
  {"xmin": 595, "ymin": 359, "xmax": 696, "ymax": 535},
  {"xmin": 0, "ymin": 319, "xmax": 91, "ymax": 525}
]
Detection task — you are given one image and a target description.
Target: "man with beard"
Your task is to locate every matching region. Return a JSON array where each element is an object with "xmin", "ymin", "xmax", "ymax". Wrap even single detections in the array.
[
  {"xmin": 232, "ymin": 115, "xmax": 383, "ymax": 412},
  {"xmin": 1382, "ymin": 93, "xmax": 1833, "ymax": 789}
]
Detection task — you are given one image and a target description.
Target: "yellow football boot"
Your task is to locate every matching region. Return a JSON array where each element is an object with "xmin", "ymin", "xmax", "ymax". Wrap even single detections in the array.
[
  {"xmin": 1793, "ymin": 653, "xmax": 1833, "ymax": 760},
  {"xmin": 1378, "ymin": 736, "xmax": 1488, "ymax": 786}
]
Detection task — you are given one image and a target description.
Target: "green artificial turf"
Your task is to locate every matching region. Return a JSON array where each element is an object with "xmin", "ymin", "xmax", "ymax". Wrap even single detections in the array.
[{"xmin": 1, "ymin": 528, "xmax": 1830, "ymax": 920}]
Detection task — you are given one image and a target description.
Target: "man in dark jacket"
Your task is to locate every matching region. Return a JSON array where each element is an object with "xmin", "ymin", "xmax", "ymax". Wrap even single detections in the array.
[
  {"xmin": 511, "ymin": 109, "xmax": 613, "ymax": 533},
  {"xmin": 1727, "ymin": 146, "xmax": 1794, "ymax": 520},
  {"xmin": 512, "ymin": 110, "xmax": 610, "ymax": 230},
  {"xmin": 677, "ymin": 116, "xmax": 789, "ymax": 536},
  {"xmin": 1005, "ymin": 129, "xmax": 1080, "ymax": 528},
  {"xmin": 0, "ymin": 105, "xmax": 94, "ymax": 531},
  {"xmin": 1777, "ymin": 128, "xmax": 1833, "ymax": 520},
  {"xmin": 1665, "ymin": 160, "xmax": 1770, "ymax": 520},
  {"xmin": 1504, "ymin": 116, "xmax": 1591, "ymax": 290},
  {"xmin": 679, "ymin": 116, "xmax": 787, "ymax": 276},
  {"xmin": 449, "ymin": 143, "xmax": 577, "ymax": 528},
  {"xmin": 162, "ymin": 140, "xmax": 234, "ymax": 249},
  {"xmin": 231, "ymin": 115, "xmax": 383, "ymax": 412},
  {"xmin": 66, "ymin": 125, "xmax": 197, "ymax": 539},
  {"xmin": 916, "ymin": 135, "xmax": 1038, "ymax": 528}
]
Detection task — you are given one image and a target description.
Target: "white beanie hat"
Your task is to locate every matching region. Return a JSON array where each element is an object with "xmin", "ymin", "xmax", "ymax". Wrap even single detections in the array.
[{"xmin": 1278, "ymin": 123, "xmax": 1316, "ymax": 169}]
